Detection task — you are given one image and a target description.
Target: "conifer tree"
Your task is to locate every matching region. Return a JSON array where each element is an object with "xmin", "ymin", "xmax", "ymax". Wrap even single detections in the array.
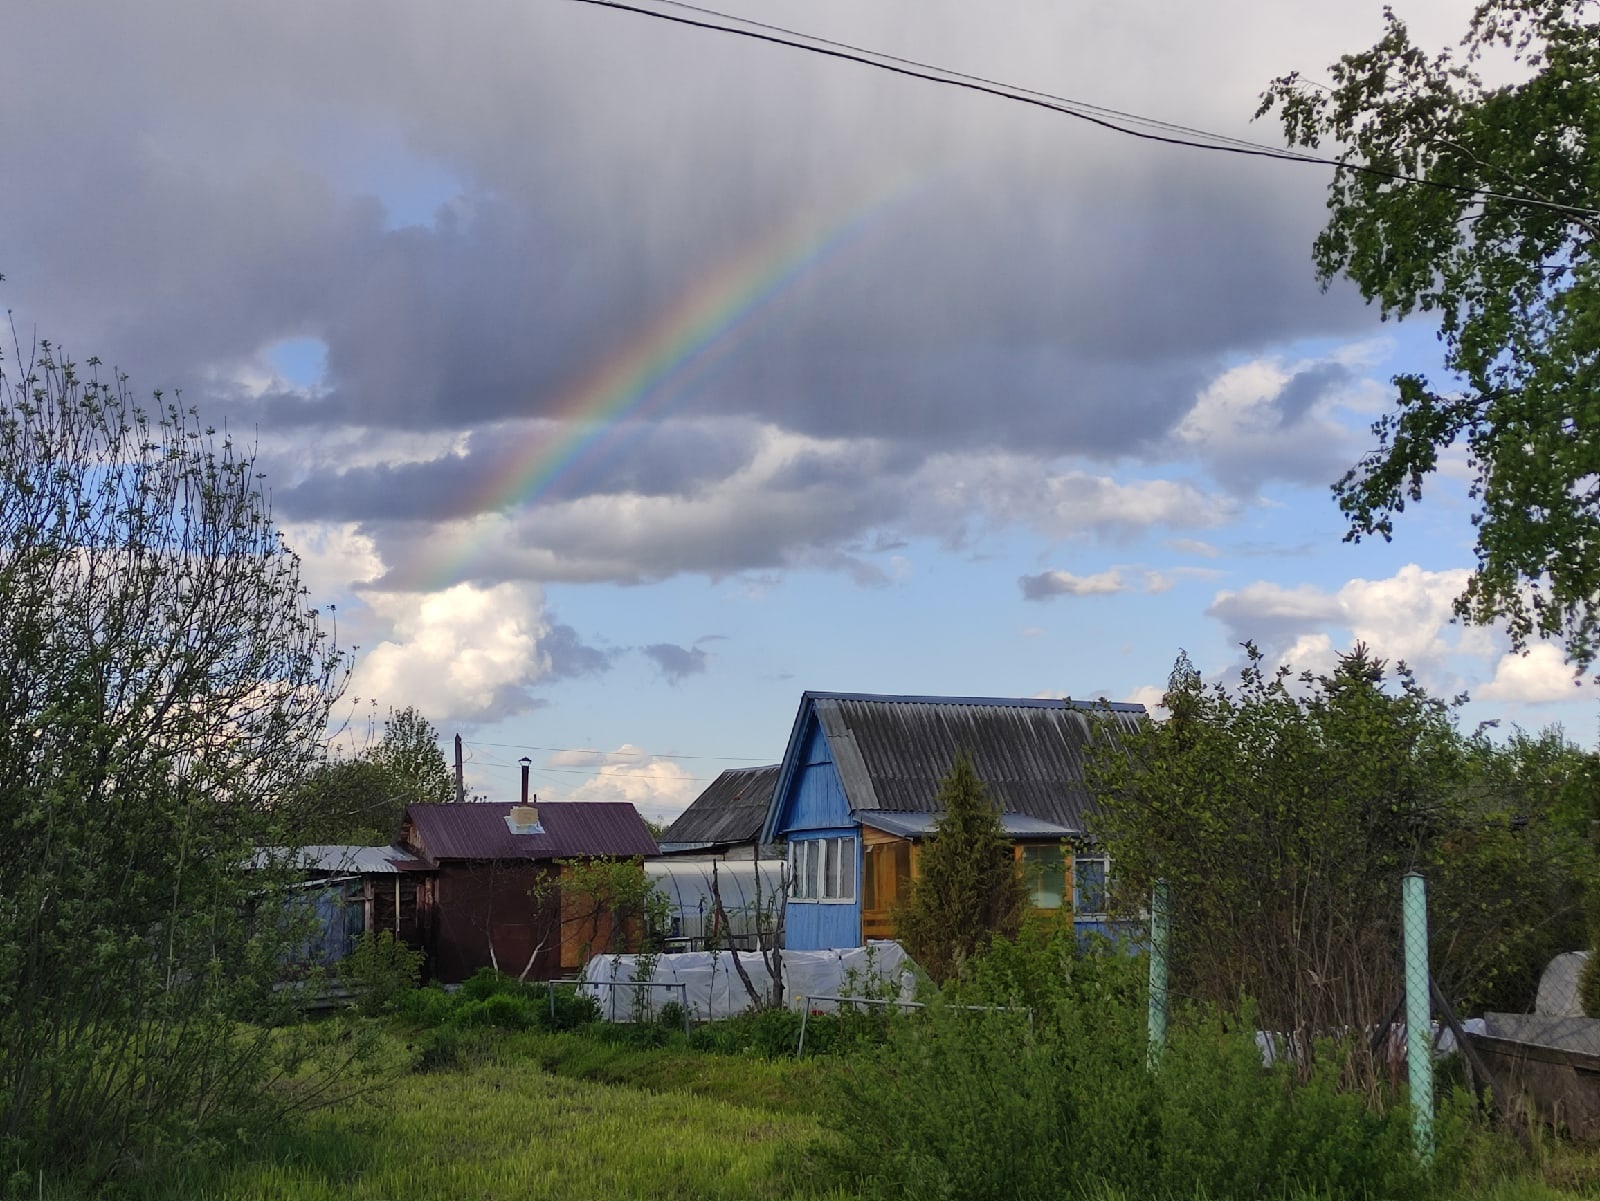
[{"xmin": 896, "ymin": 751, "xmax": 1026, "ymax": 983}]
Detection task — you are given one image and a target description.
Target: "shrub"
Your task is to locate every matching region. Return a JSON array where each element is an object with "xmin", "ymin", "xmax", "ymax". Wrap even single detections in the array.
[
  {"xmin": 830, "ymin": 934, "xmax": 1456, "ymax": 1201},
  {"xmin": 340, "ymin": 932, "xmax": 425, "ymax": 1016}
]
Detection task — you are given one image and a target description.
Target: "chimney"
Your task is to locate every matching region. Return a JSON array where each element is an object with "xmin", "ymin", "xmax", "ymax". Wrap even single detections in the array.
[{"xmin": 506, "ymin": 756, "xmax": 540, "ymax": 833}]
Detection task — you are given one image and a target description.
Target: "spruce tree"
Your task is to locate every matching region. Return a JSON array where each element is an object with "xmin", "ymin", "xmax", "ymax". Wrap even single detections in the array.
[{"xmin": 896, "ymin": 751, "xmax": 1026, "ymax": 983}]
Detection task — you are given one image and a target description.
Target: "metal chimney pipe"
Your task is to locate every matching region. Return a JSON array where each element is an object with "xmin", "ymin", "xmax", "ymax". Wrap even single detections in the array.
[{"xmin": 520, "ymin": 756, "xmax": 531, "ymax": 805}]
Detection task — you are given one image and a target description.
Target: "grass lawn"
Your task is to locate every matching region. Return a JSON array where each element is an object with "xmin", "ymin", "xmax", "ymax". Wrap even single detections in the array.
[
  {"xmin": 39, "ymin": 1025, "xmax": 1600, "ymax": 1201},
  {"xmin": 84, "ymin": 1030, "xmax": 856, "ymax": 1201}
]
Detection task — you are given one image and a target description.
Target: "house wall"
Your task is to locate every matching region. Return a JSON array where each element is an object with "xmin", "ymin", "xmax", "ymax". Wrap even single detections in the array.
[
  {"xmin": 776, "ymin": 723, "xmax": 863, "ymax": 949},
  {"xmin": 425, "ymin": 861, "xmax": 561, "ymax": 984}
]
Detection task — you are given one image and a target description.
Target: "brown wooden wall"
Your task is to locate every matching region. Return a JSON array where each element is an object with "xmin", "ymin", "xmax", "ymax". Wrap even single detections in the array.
[{"xmin": 418, "ymin": 861, "xmax": 562, "ymax": 984}]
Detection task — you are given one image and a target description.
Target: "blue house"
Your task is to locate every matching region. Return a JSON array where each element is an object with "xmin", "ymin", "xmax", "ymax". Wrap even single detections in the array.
[{"xmin": 760, "ymin": 692, "xmax": 1147, "ymax": 950}]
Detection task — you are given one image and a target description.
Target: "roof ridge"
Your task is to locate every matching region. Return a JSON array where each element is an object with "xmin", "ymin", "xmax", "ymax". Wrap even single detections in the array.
[{"xmin": 804, "ymin": 690, "xmax": 1145, "ymax": 713}]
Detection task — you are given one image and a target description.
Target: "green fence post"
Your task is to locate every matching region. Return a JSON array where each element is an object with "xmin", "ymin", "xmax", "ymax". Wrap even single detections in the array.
[
  {"xmin": 1402, "ymin": 871, "xmax": 1434, "ymax": 1163},
  {"xmin": 1147, "ymin": 878, "xmax": 1169, "ymax": 1072}
]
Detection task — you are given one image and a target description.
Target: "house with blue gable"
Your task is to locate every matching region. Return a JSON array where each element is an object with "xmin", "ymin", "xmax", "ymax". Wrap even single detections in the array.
[{"xmin": 760, "ymin": 691, "xmax": 1147, "ymax": 951}]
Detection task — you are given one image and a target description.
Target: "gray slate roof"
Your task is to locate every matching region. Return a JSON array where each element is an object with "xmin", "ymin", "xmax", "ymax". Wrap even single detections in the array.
[
  {"xmin": 659, "ymin": 764, "xmax": 779, "ymax": 849},
  {"xmin": 765, "ymin": 692, "xmax": 1146, "ymax": 841}
]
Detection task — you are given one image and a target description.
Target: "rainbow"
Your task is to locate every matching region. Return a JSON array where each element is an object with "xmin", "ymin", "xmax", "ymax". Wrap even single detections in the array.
[{"xmin": 403, "ymin": 176, "xmax": 922, "ymax": 591}]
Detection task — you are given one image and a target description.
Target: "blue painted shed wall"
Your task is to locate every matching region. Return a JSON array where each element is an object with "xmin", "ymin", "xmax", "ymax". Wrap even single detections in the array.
[
  {"xmin": 774, "ymin": 720, "xmax": 863, "ymax": 949},
  {"xmin": 785, "ymin": 823, "xmax": 863, "ymax": 949},
  {"xmin": 774, "ymin": 723, "xmax": 852, "ymax": 837}
]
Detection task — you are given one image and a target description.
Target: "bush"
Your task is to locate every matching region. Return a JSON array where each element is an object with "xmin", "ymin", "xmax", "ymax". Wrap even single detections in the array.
[
  {"xmin": 388, "ymin": 970, "xmax": 600, "ymax": 1033},
  {"xmin": 830, "ymin": 934, "xmax": 1458, "ymax": 1201},
  {"xmin": 340, "ymin": 932, "xmax": 425, "ymax": 1016}
]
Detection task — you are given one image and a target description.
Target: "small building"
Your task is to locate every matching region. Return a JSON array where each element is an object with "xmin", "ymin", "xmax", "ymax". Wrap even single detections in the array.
[
  {"xmin": 759, "ymin": 692, "xmax": 1146, "ymax": 950},
  {"xmin": 251, "ymin": 843, "xmax": 430, "ymax": 966},
  {"xmin": 399, "ymin": 800, "xmax": 659, "ymax": 984},
  {"xmin": 656, "ymin": 764, "xmax": 782, "ymax": 858}
]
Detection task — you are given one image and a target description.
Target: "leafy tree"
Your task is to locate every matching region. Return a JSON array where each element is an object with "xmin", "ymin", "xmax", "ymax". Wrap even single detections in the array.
[
  {"xmin": 1089, "ymin": 647, "xmax": 1597, "ymax": 1060},
  {"xmin": 896, "ymin": 752, "xmax": 1027, "ymax": 984},
  {"xmin": 289, "ymin": 705, "xmax": 452, "ymax": 843},
  {"xmin": 1258, "ymin": 0, "xmax": 1600, "ymax": 669},
  {"xmin": 373, "ymin": 705, "xmax": 454, "ymax": 805},
  {"xmin": 0, "ymin": 331, "xmax": 346, "ymax": 1175}
]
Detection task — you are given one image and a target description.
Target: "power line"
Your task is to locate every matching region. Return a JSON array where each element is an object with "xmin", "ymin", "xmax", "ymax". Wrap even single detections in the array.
[
  {"xmin": 559, "ymin": 0, "xmax": 1600, "ymax": 224},
  {"xmin": 649, "ymin": 0, "xmax": 1299, "ymax": 159}
]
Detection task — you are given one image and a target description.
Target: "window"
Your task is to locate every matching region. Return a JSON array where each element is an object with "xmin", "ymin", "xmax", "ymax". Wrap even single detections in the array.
[
  {"xmin": 1073, "ymin": 855, "xmax": 1109, "ymax": 918},
  {"xmin": 789, "ymin": 836, "xmax": 856, "ymax": 902},
  {"xmin": 1020, "ymin": 844, "xmax": 1066, "ymax": 909}
]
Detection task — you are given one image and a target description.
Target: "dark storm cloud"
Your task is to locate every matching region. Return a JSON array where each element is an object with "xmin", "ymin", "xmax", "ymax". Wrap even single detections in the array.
[
  {"xmin": 273, "ymin": 419, "xmax": 766, "ymax": 524},
  {"xmin": 542, "ymin": 622, "xmax": 617, "ymax": 680},
  {"xmin": 642, "ymin": 643, "xmax": 709, "ymax": 684},
  {"xmin": 1, "ymin": 0, "xmax": 1404, "ymax": 583},
  {"xmin": 1275, "ymin": 362, "xmax": 1350, "ymax": 426}
]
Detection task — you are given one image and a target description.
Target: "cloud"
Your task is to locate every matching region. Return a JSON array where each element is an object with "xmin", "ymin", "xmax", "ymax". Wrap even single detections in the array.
[
  {"xmin": 564, "ymin": 747, "xmax": 703, "ymax": 821},
  {"xmin": 1204, "ymin": 564, "xmax": 1590, "ymax": 705},
  {"xmin": 0, "ymin": 0, "xmax": 1386, "ymax": 596},
  {"xmin": 642, "ymin": 643, "xmax": 710, "ymax": 684},
  {"xmin": 1172, "ymin": 356, "xmax": 1358, "ymax": 493},
  {"xmin": 347, "ymin": 581, "xmax": 608, "ymax": 722},
  {"xmin": 1020, "ymin": 569, "xmax": 1129, "ymax": 600},
  {"xmin": 1122, "ymin": 684, "xmax": 1168, "ymax": 716},
  {"xmin": 1477, "ymin": 645, "xmax": 1584, "ymax": 704}
]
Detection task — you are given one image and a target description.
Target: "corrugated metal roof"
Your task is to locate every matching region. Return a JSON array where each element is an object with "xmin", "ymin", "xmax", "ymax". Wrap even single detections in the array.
[
  {"xmin": 856, "ymin": 811, "xmax": 1077, "ymax": 840},
  {"xmin": 251, "ymin": 845, "xmax": 428, "ymax": 874},
  {"xmin": 764, "ymin": 692, "xmax": 1146, "ymax": 840},
  {"xmin": 659, "ymin": 765, "xmax": 779, "ymax": 848},
  {"xmin": 403, "ymin": 801, "xmax": 659, "ymax": 862}
]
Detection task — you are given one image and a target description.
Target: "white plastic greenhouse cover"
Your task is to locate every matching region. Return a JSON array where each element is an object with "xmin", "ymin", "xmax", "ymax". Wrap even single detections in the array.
[
  {"xmin": 643, "ymin": 860, "xmax": 787, "ymax": 945},
  {"xmin": 581, "ymin": 942, "xmax": 917, "ymax": 1021}
]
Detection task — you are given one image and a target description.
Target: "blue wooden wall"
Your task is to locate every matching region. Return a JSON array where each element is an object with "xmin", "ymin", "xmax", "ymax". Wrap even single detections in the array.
[{"xmin": 776, "ymin": 717, "xmax": 863, "ymax": 949}]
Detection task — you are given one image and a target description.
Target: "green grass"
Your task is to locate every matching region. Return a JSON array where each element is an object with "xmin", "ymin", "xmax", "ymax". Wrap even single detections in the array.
[
  {"xmin": 85, "ymin": 1031, "xmax": 848, "ymax": 1201},
  {"xmin": 27, "ymin": 1024, "xmax": 1600, "ymax": 1201}
]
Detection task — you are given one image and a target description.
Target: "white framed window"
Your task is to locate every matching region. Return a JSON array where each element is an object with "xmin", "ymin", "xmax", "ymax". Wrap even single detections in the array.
[{"xmin": 789, "ymin": 836, "xmax": 856, "ymax": 902}]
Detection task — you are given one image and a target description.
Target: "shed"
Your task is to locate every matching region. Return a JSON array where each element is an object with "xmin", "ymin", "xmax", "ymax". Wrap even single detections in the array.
[
  {"xmin": 760, "ymin": 692, "xmax": 1146, "ymax": 949},
  {"xmin": 656, "ymin": 764, "xmax": 782, "ymax": 858},
  {"xmin": 399, "ymin": 800, "xmax": 659, "ymax": 983},
  {"xmin": 251, "ymin": 843, "xmax": 430, "ymax": 964}
]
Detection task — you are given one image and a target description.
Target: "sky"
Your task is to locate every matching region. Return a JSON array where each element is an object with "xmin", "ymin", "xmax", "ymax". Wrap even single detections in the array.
[{"xmin": 3, "ymin": 0, "xmax": 1592, "ymax": 821}]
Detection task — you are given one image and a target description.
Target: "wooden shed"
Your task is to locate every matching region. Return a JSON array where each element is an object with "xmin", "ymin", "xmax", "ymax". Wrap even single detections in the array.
[{"xmin": 398, "ymin": 800, "xmax": 659, "ymax": 983}]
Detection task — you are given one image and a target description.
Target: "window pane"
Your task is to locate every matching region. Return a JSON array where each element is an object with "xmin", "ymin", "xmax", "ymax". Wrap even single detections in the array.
[
  {"xmin": 804, "ymin": 841, "xmax": 820, "ymax": 899},
  {"xmin": 1022, "ymin": 845, "xmax": 1065, "ymax": 909},
  {"xmin": 1074, "ymin": 856, "xmax": 1108, "ymax": 915},
  {"xmin": 838, "ymin": 838, "xmax": 855, "ymax": 901},
  {"xmin": 824, "ymin": 838, "xmax": 840, "ymax": 898}
]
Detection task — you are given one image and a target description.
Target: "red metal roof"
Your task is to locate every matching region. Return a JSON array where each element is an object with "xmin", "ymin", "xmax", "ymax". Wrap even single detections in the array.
[{"xmin": 402, "ymin": 801, "xmax": 659, "ymax": 862}]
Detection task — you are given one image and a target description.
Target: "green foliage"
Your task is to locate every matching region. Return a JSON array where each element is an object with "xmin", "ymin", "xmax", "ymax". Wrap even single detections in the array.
[
  {"xmin": 0, "ymin": 329, "xmax": 345, "ymax": 1177},
  {"xmin": 340, "ymin": 931, "xmax": 425, "ymax": 1016},
  {"xmin": 895, "ymin": 751, "xmax": 1027, "ymax": 984},
  {"xmin": 289, "ymin": 705, "xmax": 452, "ymax": 844},
  {"xmin": 1089, "ymin": 646, "xmax": 1597, "ymax": 1038},
  {"xmin": 1258, "ymin": 1, "xmax": 1600, "ymax": 671},
  {"xmin": 1428, "ymin": 728, "xmax": 1599, "ymax": 1013},
  {"xmin": 1582, "ymin": 902, "xmax": 1600, "ymax": 1017},
  {"xmin": 389, "ymin": 970, "xmax": 602, "ymax": 1034},
  {"xmin": 1090, "ymin": 646, "xmax": 1464, "ymax": 1046},
  {"xmin": 830, "ymin": 936, "xmax": 1453, "ymax": 1201}
]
